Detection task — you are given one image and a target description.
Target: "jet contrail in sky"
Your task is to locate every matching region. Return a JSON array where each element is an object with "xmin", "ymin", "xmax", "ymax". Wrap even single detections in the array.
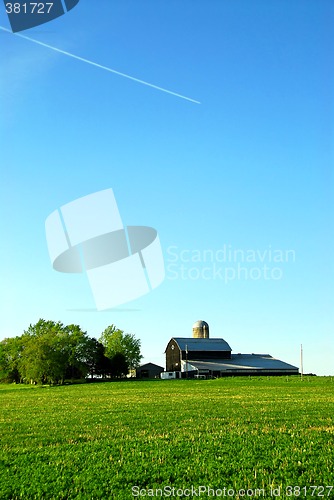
[{"xmin": 0, "ymin": 26, "xmax": 201, "ymax": 104}]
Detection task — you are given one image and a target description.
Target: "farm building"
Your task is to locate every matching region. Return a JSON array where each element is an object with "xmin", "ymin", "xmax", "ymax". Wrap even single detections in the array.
[
  {"xmin": 164, "ymin": 320, "xmax": 299, "ymax": 377},
  {"xmin": 136, "ymin": 363, "xmax": 164, "ymax": 379}
]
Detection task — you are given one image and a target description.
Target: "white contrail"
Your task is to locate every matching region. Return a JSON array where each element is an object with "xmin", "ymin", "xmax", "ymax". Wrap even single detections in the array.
[{"xmin": 0, "ymin": 26, "xmax": 200, "ymax": 104}]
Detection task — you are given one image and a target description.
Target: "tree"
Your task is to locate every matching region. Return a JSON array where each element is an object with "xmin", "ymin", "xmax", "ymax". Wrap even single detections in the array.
[
  {"xmin": 79, "ymin": 338, "xmax": 112, "ymax": 378},
  {"xmin": 62, "ymin": 324, "xmax": 93, "ymax": 379},
  {"xmin": 1, "ymin": 320, "xmax": 142, "ymax": 384},
  {"xmin": 19, "ymin": 320, "xmax": 70, "ymax": 384},
  {"xmin": 18, "ymin": 333, "xmax": 67, "ymax": 385},
  {"xmin": 99, "ymin": 325, "xmax": 142, "ymax": 371},
  {"xmin": 0, "ymin": 336, "xmax": 26, "ymax": 383},
  {"xmin": 109, "ymin": 353, "xmax": 129, "ymax": 378},
  {"xmin": 18, "ymin": 319, "xmax": 91, "ymax": 384}
]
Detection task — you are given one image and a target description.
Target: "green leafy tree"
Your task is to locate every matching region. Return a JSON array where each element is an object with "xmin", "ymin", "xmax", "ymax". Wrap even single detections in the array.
[
  {"xmin": 18, "ymin": 321, "xmax": 69, "ymax": 384},
  {"xmin": 24, "ymin": 319, "xmax": 63, "ymax": 337},
  {"xmin": 62, "ymin": 324, "xmax": 93, "ymax": 379},
  {"xmin": 18, "ymin": 333, "xmax": 67, "ymax": 384},
  {"xmin": 109, "ymin": 353, "xmax": 129, "ymax": 378},
  {"xmin": 0, "ymin": 336, "xmax": 25, "ymax": 383},
  {"xmin": 1, "ymin": 319, "xmax": 140, "ymax": 385},
  {"xmin": 18, "ymin": 319, "xmax": 91, "ymax": 384},
  {"xmin": 99, "ymin": 325, "xmax": 142, "ymax": 371},
  {"xmin": 79, "ymin": 338, "xmax": 112, "ymax": 378},
  {"xmin": 0, "ymin": 340, "xmax": 16, "ymax": 382}
]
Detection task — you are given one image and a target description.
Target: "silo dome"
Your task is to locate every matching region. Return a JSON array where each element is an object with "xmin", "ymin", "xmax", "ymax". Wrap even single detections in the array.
[{"xmin": 192, "ymin": 320, "xmax": 209, "ymax": 338}]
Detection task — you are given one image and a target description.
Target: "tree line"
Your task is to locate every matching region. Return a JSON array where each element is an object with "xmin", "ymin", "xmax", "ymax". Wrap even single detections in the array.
[{"xmin": 0, "ymin": 320, "xmax": 142, "ymax": 384}]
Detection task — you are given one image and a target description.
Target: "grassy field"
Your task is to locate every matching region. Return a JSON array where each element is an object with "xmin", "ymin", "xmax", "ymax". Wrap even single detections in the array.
[{"xmin": 0, "ymin": 377, "xmax": 333, "ymax": 499}]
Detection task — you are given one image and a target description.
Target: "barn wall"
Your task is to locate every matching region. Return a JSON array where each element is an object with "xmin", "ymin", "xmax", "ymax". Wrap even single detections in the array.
[
  {"xmin": 166, "ymin": 339, "xmax": 181, "ymax": 371},
  {"xmin": 181, "ymin": 350, "xmax": 232, "ymax": 360}
]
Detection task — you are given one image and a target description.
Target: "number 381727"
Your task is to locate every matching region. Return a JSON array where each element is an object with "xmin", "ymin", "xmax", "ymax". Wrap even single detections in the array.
[{"xmin": 5, "ymin": 3, "xmax": 54, "ymax": 14}]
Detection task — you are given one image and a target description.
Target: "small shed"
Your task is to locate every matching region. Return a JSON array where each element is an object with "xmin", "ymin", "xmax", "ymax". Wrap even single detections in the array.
[{"xmin": 136, "ymin": 363, "xmax": 164, "ymax": 379}]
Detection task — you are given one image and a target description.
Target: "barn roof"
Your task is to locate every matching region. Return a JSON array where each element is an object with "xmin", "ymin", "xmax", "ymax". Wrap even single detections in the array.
[
  {"xmin": 185, "ymin": 354, "xmax": 298, "ymax": 373},
  {"xmin": 137, "ymin": 363, "xmax": 164, "ymax": 370},
  {"xmin": 171, "ymin": 337, "xmax": 232, "ymax": 352}
]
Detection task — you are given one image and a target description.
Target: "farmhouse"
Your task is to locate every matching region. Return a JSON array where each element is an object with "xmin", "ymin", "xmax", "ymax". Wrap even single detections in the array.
[{"xmin": 164, "ymin": 320, "xmax": 299, "ymax": 377}]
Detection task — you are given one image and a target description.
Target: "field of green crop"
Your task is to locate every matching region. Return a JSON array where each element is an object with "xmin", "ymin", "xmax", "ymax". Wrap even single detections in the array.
[{"xmin": 0, "ymin": 377, "xmax": 333, "ymax": 499}]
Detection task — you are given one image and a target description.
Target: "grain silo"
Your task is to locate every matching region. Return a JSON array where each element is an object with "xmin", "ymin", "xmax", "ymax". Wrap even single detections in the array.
[{"xmin": 192, "ymin": 320, "xmax": 209, "ymax": 339}]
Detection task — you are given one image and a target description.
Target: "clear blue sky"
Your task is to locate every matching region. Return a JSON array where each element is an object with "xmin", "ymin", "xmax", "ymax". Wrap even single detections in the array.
[{"xmin": 1, "ymin": 0, "xmax": 333, "ymax": 375}]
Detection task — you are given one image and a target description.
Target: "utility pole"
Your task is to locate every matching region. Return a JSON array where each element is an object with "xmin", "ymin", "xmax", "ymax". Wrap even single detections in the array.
[
  {"xmin": 300, "ymin": 344, "xmax": 303, "ymax": 380},
  {"xmin": 186, "ymin": 344, "xmax": 188, "ymax": 378}
]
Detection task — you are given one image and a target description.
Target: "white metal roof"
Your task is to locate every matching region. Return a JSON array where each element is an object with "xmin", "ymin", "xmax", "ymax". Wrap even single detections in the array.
[{"xmin": 184, "ymin": 354, "xmax": 298, "ymax": 373}]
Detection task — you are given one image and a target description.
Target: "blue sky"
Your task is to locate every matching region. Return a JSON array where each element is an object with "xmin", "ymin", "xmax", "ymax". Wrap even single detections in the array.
[{"xmin": 1, "ymin": 0, "xmax": 333, "ymax": 375}]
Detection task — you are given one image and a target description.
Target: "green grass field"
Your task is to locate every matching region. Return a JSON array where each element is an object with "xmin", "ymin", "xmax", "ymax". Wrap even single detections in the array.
[{"xmin": 0, "ymin": 377, "xmax": 333, "ymax": 499}]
